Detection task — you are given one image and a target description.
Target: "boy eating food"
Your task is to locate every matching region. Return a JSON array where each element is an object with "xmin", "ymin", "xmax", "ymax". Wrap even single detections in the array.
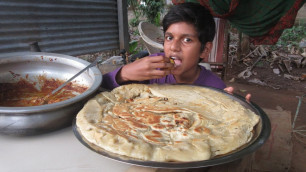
[{"xmin": 102, "ymin": 2, "xmax": 249, "ymax": 100}]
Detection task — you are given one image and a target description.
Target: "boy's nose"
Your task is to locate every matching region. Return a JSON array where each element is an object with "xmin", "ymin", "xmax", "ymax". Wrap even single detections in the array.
[{"xmin": 170, "ymin": 40, "xmax": 181, "ymax": 52}]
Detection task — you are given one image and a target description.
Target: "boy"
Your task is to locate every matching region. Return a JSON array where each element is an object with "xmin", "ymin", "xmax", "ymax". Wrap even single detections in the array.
[{"xmin": 102, "ymin": 2, "xmax": 247, "ymax": 99}]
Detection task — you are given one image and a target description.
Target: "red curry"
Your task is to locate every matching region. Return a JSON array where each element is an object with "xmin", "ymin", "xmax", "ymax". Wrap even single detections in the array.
[{"xmin": 0, "ymin": 76, "xmax": 88, "ymax": 107}]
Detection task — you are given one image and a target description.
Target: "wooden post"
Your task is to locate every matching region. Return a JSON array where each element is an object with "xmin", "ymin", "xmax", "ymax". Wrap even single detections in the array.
[
  {"xmin": 241, "ymin": 33, "xmax": 250, "ymax": 57},
  {"xmin": 117, "ymin": 0, "xmax": 129, "ymax": 51}
]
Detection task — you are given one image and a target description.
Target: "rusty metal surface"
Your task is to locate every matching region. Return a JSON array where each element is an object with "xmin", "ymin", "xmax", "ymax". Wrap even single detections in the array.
[{"xmin": 0, "ymin": 0, "xmax": 125, "ymax": 56}]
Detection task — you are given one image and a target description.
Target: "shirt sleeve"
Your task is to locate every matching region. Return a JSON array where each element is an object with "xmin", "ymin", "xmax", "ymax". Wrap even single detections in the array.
[
  {"xmin": 101, "ymin": 66, "xmax": 150, "ymax": 90},
  {"xmin": 101, "ymin": 53, "xmax": 165, "ymax": 89},
  {"xmin": 101, "ymin": 67, "xmax": 122, "ymax": 90},
  {"xmin": 194, "ymin": 66, "xmax": 226, "ymax": 90}
]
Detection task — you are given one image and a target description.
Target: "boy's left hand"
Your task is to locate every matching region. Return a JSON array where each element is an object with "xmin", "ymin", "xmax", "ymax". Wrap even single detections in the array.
[{"xmin": 224, "ymin": 87, "xmax": 251, "ymax": 102}]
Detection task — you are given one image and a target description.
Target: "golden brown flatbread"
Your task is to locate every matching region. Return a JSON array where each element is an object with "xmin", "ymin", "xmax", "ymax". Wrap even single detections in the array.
[{"xmin": 76, "ymin": 84, "xmax": 259, "ymax": 162}]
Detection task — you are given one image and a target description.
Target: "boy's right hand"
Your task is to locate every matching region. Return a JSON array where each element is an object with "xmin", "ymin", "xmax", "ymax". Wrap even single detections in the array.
[{"xmin": 116, "ymin": 55, "xmax": 174, "ymax": 84}]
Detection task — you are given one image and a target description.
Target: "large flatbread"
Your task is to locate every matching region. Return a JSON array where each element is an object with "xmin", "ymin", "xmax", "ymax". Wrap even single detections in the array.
[{"xmin": 76, "ymin": 84, "xmax": 259, "ymax": 162}]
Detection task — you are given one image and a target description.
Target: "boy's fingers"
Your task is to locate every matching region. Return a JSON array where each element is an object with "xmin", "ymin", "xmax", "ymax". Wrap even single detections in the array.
[
  {"xmin": 150, "ymin": 61, "xmax": 174, "ymax": 70},
  {"xmin": 150, "ymin": 70, "xmax": 171, "ymax": 78},
  {"xmin": 145, "ymin": 55, "xmax": 167, "ymax": 63},
  {"xmin": 224, "ymin": 87, "xmax": 234, "ymax": 94},
  {"xmin": 151, "ymin": 56, "xmax": 173, "ymax": 64},
  {"xmin": 245, "ymin": 94, "xmax": 251, "ymax": 102},
  {"xmin": 160, "ymin": 63, "xmax": 175, "ymax": 70}
]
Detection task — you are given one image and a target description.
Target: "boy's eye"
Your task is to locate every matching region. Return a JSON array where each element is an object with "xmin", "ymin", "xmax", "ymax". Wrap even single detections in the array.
[
  {"xmin": 183, "ymin": 38, "xmax": 192, "ymax": 42},
  {"xmin": 165, "ymin": 36, "xmax": 172, "ymax": 41}
]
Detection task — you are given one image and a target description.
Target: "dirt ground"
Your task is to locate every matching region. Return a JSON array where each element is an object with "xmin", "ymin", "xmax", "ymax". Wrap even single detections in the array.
[
  {"xmin": 224, "ymin": 66, "xmax": 306, "ymax": 172},
  {"xmin": 226, "ymin": 60, "xmax": 306, "ymax": 93}
]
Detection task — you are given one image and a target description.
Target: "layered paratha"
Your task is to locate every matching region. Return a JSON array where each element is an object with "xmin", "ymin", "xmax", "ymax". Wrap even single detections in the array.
[{"xmin": 76, "ymin": 84, "xmax": 259, "ymax": 162}]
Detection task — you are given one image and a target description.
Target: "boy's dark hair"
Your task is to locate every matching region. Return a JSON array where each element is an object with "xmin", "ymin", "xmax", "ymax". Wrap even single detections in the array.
[{"xmin": 162, "ymin": 3, "xmax": 215, "ymax": 52}]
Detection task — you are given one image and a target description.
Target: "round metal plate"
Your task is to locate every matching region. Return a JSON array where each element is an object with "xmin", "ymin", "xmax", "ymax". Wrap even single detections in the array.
[{"xmin": 73, "ymin": 86, "xmax": 271, "ymax": 169}]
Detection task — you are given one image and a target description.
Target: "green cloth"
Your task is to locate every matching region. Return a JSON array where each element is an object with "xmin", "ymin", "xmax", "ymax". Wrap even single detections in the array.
[
  {"xmin": 172, "ymin": 0, "xmax": 306, "ymax": 44},
  {"xmin": 208, "ymin": 0, "xmax": 296, "ymax": 37}
]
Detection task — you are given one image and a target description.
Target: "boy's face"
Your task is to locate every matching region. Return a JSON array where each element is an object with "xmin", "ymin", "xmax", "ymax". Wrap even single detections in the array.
[{"xmin": 163, "ymin": 22, "xmax": 207, "ymax": 76}]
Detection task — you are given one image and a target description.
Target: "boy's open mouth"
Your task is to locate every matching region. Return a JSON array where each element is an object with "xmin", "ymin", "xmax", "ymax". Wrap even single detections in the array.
[{"xmin": 170, "ymin": 57, "xmax": 182, "ymax": 67}]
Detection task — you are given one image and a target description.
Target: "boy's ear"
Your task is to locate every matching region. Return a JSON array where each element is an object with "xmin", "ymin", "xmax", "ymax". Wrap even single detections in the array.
[{"xmin": 200, "ymin": 42, "xmax": 213, "ymax": 61}]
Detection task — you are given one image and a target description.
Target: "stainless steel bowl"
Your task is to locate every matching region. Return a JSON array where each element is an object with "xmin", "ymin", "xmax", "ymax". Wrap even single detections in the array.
[{"xmin": 0, "ymin": 52, "xmax": 102, "ymax": 135}]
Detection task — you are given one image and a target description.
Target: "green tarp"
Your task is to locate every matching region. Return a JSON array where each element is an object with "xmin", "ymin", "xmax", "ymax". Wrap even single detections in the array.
[{"xmin": 172, "ymin": 0, "xmax": 306, "ymax": 45}]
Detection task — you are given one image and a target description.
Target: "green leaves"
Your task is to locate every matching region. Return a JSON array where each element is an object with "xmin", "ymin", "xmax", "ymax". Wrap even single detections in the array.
[
  {"xmin": 140, "ymin": 0, "xmax": 165, "ymax": 26},
  {"xmin": 128, "ymin": 0, "xmax": 164, "ymax": 27},
  {"xmin": 277, "ymin": 26, "xmax": 306, "ymax": 48},
  {"xmin": 129, "ymin": 40, "xmax": 139, "ymax": 55},
  {"xmin": 271, "ymin": 25, "xmax": 306, "ymax": 51}
]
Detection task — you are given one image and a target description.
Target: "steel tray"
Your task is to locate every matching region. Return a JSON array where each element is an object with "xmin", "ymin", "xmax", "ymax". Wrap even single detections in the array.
[{"xmin": 73, "ymin": 86, "xmax": 271, "ymax": 169}]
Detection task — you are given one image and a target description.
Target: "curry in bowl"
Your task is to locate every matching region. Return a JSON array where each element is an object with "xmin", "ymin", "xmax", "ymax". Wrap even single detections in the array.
[{"xmin": 0, "ymin": 75, "xmax": 88, "ymax": 107}]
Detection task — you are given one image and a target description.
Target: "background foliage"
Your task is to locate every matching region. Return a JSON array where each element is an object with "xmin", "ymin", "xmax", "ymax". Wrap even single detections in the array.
[{"xmin": 272, "ymin": 25, "xmax": 306, "ymax": 51}]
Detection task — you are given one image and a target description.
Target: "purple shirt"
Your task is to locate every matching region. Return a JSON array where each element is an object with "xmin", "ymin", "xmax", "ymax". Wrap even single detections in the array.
[
  {"xmin": 102, "ymin": 52, "xmax": 225, "ymax": 90},
  {"xmin": 101, "ymin": 65, "xmax": 226, "ymax": 90}
]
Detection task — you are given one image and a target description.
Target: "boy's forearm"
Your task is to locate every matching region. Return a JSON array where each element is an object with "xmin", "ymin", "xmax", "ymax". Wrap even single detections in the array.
[{"xmin": 115, "ymin": 66, "xmax": 128, "ymax": 84}]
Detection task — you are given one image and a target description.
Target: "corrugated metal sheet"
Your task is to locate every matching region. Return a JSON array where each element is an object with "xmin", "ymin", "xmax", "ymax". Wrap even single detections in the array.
[{"xmin": 0, "ymin": 0, "xmax": 127, "ymax": 56}]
